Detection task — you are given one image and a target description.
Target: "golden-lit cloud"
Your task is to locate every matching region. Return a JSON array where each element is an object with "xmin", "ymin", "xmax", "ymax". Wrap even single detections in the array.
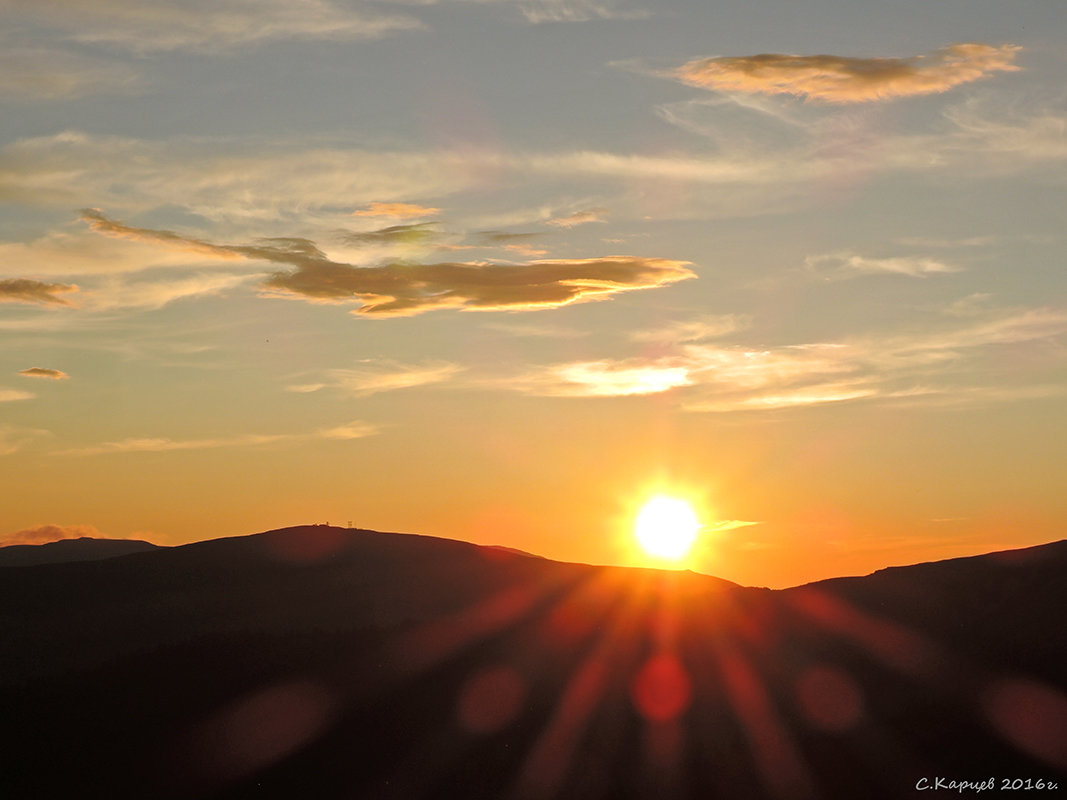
[
  {"xmin": 6, "ymin": 0, "xmax": 422, "ymax": 53},
  {"xmin": 1, "ymin": 523, "xmax": 102, "ymax": 546},
  {"xmin": 513, "ymin": 359, "xmax": 693, "ymax": 397},
  {"xmin": 80, "ymin": 210, "xmax": 694, "ymax": 317},
  {"xmin": 503, "ymin": 243, "xmax": 548, "ymax": 257},
  {"xmin": 482, "ymin": 320, "xmax": 587, "ymax": 338},
  {"xmin": 288, "ymin": 360, "xmax": 462, "ymax": 396},
  {"xmin": 631, "ymin": 314, "xmax": 751, "ymax": 344},
  {"xmin": 61, "ymin": 421, "xmax": 379, "ymax": 456},
  {"xmin": 80, "ymin": 272, "xmax": 255, "ymax": 311},
  {"xmin": 264, "ymin": 255, "xmax": 694, "ymax": 316},
  {"xmin": 0, "ymin": 388, "xmax": 36, "ymax": 402},
  {"xmin": 507, "ymin": 307, "xmax": 1067, "ymax": 409},
  {"xmin": 0, "ymin": 278, "xmax": 78, "ymax": 305},
  {"xmin": 805, "ymin": 252, "xmax": 962, "ymax": 279},
  {"xmin": 351, "ymin": 202, "xmax": 440, "ymax": 219},
  {"xmin": 674, "ymin": 43, "xmax": 1021, "ymax": 103},
  {"xmin": 0, "ymin": 47, "xmax": 141, "ymax": 99},
  {"xmin": 18, "ymin": 367, "xmax": 68, "ymax": 380},
  {"xmin": 317, "ymin": 421, "xmax": 381, "ymax": 440},
  {"xmin": 546, "ymin": 208, "xmax": 607, "ymax": 228},
  {"xmin": 0, "ymin": 424, "xmax": 50, "ymax": 455}
]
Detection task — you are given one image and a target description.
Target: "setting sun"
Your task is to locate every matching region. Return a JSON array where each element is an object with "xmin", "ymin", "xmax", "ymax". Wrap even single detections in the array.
[{"xmin": 634, "ymin": 496, "xmax": 701, "ymax": 560}]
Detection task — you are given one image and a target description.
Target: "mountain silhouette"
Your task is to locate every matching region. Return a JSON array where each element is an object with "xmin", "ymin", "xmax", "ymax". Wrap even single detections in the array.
[
  {"xmin": 1, "ymin": 526, "xmax": 1064, "ymax": 799},
  {"xmin": 0, "ymin": 536, "xmax": 160, "ymax": 566}
]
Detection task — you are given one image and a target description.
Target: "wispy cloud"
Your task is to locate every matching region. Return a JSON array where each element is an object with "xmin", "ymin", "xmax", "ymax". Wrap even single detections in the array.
[
  {"xmin": 82, "ymin": 272, "xmax": 256, "ymax": 311},
  {"xmin": 705, "ymin": 519, "xmax": 761, "ymax": 532},
  {"xmin": 631, "ymin": 314, "xmax": 752, "ymax": 344},
  {"xmin": 288, "ymin": 360, "xmax": 462, "ymax": 396},
  {"xmin": 0, "ymin": 388, "xmax": 36, "ymax": 402},
  {"xmin": 351, "ymin": 202, "xmax": 440, "ymax": 219},
  {"xmin": 0, "ymin": 278, "xmax": 78, "ymax": 306},
  {"xmin": 504, "ymin": 307, "xmax": 1067, "ymax": 410},
  {"xmin": 4, "ymin": 116, "xmax": 1065, "ymax": 234},
  {"xmin": 317, "ymin": 421, "xmax": 381, "ymax": 440},
  {"xmin": 1, "ymin": 523, "xmax": 102, "ymax": 546},
  {"xmin": 6, "ymin": 0, "xmax": 422, "ymax": 54},
  {"xmin": 61, "ymin": 421, "xmax": 379, "ymax": 456},
  {"xmin": 546, "ymin": 208, "xmax": 608, "ymax": 228},
  {"xmin": 514, "ymin": 0, "xmax": 649, "ymax": 24},
  {"xmin": 804, "ymin": 252, "xmax": 962, "ymax": 280},
  {"xmin": 81, "ymin": 210, "xmax": 695, "ymax": 317},
  {"xmin": 0, "ymin": 424, "xmax": 49, "ymax": 455},
  {"xmin": 674, "ymin": 43, "xmax": 1021, "ymax": 103},
  {"xmin": 510, "ymin": 359, "xmax": 693, "ymax": 397},
  {"xmin": 0, "ymin": 47, "xmax": 141, "ymax": 99},
  {"xmin": 18, "ymin": 367, "xmax": 68, "ymax": 380},
  {"xmin": 481, "ymin": 320, "xmax": 588, "ymax": 338},
  {"xmin": 339, "ymin": 223, "xmax": 439, "ymax": 248}
]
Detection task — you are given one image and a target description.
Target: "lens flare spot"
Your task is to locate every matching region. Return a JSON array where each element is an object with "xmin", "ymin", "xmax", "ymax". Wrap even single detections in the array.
[{"xmin": 631, "ymin": 652, "xmax": 692, "ymax": 722}]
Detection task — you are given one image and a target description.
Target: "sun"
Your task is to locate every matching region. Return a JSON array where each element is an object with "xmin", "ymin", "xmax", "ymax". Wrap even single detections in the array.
[{"xmin": 634, "ymin": 495, "xmax": 701, "ymax": 561}]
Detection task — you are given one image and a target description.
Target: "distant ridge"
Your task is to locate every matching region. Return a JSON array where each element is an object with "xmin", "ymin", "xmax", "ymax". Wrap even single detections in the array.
[
  {"xmin": 1, "ymin": 525, "xmax": 1064, "ymax": 799},
  {"xmin": 0, "ymin": 536, "xmax": 161, "ymax": 567}
]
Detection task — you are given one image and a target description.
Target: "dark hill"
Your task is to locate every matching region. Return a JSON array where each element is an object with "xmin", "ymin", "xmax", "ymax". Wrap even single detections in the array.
[
  {"xmin": 0, "ymin": 536, "xmax": 160, "ymax": 566},
  {"xmin": 0, "ymin": 526, "xmax": 1063, "ymax": 800}
]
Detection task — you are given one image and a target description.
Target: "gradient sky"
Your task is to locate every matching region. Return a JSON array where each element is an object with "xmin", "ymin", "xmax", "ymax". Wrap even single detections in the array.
[{"xmin": 2, "ymin": 0, "xmax": 1065, "ymax": 587}]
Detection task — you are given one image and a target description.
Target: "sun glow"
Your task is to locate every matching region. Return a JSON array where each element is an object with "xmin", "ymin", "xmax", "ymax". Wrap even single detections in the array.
[{"xmin": 634, "ymin": 496, "xmax": 701, "ymax": 561}]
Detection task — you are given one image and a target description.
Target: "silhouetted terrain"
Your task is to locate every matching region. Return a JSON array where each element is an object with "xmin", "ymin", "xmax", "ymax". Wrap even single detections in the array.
[
  {"xmin": 1, "ymin": 526, "xmax": 1064, "ymax": 799},
  {"xmin": 0, "ymin": 536, "xmax": 160, "ymax": 566}
]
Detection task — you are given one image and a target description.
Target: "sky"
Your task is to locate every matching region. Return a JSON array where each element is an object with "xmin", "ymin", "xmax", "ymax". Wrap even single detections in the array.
[{"xmin": 1, "ymin": 0, "xmax": 1065, "ymax": 588}]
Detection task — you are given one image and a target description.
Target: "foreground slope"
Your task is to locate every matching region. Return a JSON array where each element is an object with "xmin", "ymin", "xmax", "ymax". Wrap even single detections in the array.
[{"xmin": 1, "ymin": 526, "xmax": 1064, "ymax": 799}]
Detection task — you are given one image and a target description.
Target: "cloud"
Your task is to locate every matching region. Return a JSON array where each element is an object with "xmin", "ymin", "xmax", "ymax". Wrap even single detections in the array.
[
  {"xmin": 514, "ymin": 0, "xmax": 649, "ymax": 24},
  {"xmin": 0, "ymin": 47, "xmax": 141, "ymax": 99},
  {"xmin": 61, "ymin": 422, "xmax": 379, "ymax": 456},
  {"xmin": 339, "ymin": 223, "xmax": 439, "ymax": 248},
  {"xmin": 705, "ymin": 519, "xmax": 761, "ymax": 532},
  {"xmin": 18, "ymin": 367, "xmax": 68, "ymax": 380},
  {"xmin": 80, "ymin": 272, "xmax": 256, "ymax": 311},
  {"xmin": 481, "ymin": 320, "xmax": 587, "ymax": 338},
  {"xmin": 674, "ymin": 43, "xmax": 1021, "ymax": 103},
  {"xmin": 351, "ymin": 202, "xmax": 440, "ymax": 219},
  {"xmin": 804, "ymin": 252, "xmax": 962, "ymax": 280},
  {"xmin": 80, "ymin": 210, "xmax": 695, "ymax": 317},
  {"xmin": 0, "ymin": 424, "xmax": 51, "ymax": 455},
  {"xmin": 503, "ymin": 243, "xmax": 548, "ymax": 257},
  {"xmin": 0, "ymin": 278, "xmax": 78, "ymax": 305},
  {"xmin": 317, "ymin": 421, "xmax": 382, "ymax": 440},
  {"xmin": 631, "ymin": 314, "xmax": 751, "ymax": 344},
  {"xmin": 290, "ymin": 360, "xmax": 462, "ymax": 396},
  {"xmin": 476, "ymin": 231, "xmax": 548, "ymax": 256},
  {"xmin": 264, "ymin": 255, "xmax": 693, "ymax": 316},
  {"xmin": 505, "ymin": 307, "xmax": 1067, "ymax": 410},
  {"xmin": 479, "ymin": 231, "xmax": 543, "ymax": 243},
  {"xmin": 945, "ymin": 293, "xmax": 994, "ymax": 317},
  {"xmin": 7, "ymin": 0, "xmax": 422, "ymax": 53},
  {"xmin": 546, "ymin": 208, "xmax": 608, "ymax": 228},
  {"xmin": 5, "ymin": 115, "xmax": 1064, "ymax": 237},
  {"xmin": 511, "ymin": 359, "xmax": 694, "ymax": 397},
  {"xmin": 0, "ymin": 389, "xmax": 36, "ymax": 402},
  {"xmin": 1, "ymin": 523, "xmax": 103, "ymax": 546},
  {"xmin": 0, "ymin": 133, "xmax": 471, "ymax": 222}
]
